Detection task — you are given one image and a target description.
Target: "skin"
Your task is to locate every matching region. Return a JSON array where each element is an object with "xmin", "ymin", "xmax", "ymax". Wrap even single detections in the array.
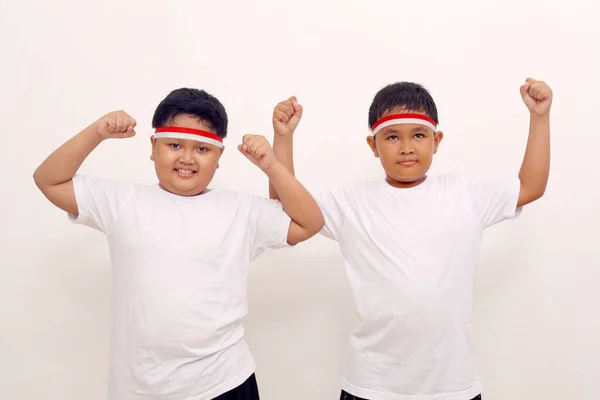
[
  {"xmin": 33, "ymin": 111, "xmax": 324, "ymax": 245},
  {"xmin": 269, "ymin": 78, "xmax": 553, "ymax": 209}
]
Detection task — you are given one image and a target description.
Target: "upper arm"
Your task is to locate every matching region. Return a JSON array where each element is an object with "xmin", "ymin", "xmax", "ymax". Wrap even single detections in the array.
[
  {"xmin": 517, "ymin": 180, "xmax": 543, "ymax": 208},
  {"xmin": 35, "ymin": 179, "xmax": 79, "ymax": 217},
  {"xmin": 286, "ymin": 220, "xmax": 316, "ymax": 246}
]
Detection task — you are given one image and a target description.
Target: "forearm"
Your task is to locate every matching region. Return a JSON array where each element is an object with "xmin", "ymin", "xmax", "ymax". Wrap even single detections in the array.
[
  {"xmin": 269, "ymin": 135, "xmax": 294, "ymax": 200},
  {"xmin": 266, "ymin": 161, "xmax": 323, "ymax": 231},
  {"xmin": 518, "ymin": 114, "xmax": 550, "ymax": 199},
  {"xmin": 34, "ymin": 125, "xmax": 103, "ymax": 188}
]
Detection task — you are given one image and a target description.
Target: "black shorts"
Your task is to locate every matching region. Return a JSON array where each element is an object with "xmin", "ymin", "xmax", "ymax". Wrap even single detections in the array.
[
  {"xmin": 340, "ymin": 391, "xmax": 481, "ymax": 400},
  {"xmin": 213, "ymin": 374, "xmax": 259, "ymax": 400}
]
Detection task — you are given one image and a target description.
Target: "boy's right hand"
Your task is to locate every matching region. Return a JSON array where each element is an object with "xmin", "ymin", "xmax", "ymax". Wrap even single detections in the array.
[
  {"xmin": 273, "ymin": 96, "xmax": 303, "ymax": 137},
  {"xmin": 93, "ymin": 110, "xmax": 137, "ymax": 140}
]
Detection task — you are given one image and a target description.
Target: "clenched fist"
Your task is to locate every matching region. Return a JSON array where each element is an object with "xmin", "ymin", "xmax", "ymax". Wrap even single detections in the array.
[
  {"xmin": 520, "ymin": 78, "xmax": 553, "ymax": 117},
  {"xmin": 238, "ymin": 134, "xmax": 279, "ymax": 171},
  {"xmin": 93, "ymin": 110, "xmax": 137, "ymax": 140},
  {"xmin": 273, "ymin": 96, "xmax": 303, "ymax": 137}
]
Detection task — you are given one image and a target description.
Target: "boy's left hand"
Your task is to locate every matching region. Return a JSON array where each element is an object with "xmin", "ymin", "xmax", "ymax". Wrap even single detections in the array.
[
  {"xmin": 273, "ymin": 96, "xmax": 303, "ymax": 137},
  {"xmin": 520, "ymin": 78, "xmax": 553, "ymax": 117},
  {"xmin": 238, "ymin": 134, "xmax": 278, "ymax": 170}
]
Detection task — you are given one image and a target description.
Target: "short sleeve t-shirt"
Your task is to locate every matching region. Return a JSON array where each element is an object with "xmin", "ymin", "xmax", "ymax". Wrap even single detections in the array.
[
  {"xmin": 69, "ymin": 174, "xmax": 291, "ymax": 400},
  {"xmin": 314, "ymin": 174, "xmax": 521, "ymax": 400}
]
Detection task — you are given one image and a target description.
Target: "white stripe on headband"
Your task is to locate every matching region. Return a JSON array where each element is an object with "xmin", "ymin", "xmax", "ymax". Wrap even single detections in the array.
[
  {"xmin": 153, "ymin": 127, "xmax": 224, "ymax": 148},
  {"xmin": 370, "ymin": 114, "xmax": 438, "ymax": 136}
]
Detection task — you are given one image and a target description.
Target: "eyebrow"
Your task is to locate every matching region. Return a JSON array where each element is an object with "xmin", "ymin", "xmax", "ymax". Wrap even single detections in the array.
[
  {"xmin": 164, "ymin": 138, "xmax": 216, "ymax": 147},
  {"xmin": 382, "ymin": 126, "xmax": 429, "ymax": 135}
]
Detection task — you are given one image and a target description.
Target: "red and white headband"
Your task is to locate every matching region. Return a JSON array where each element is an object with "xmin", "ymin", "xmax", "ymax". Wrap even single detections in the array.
[
  {"xmin": 370, "ymin": 113, "xmax": 438, "ymax": 136},
  {"xmin": 153, "ymin": 127, "xmax": 224, "ymax": 148}
]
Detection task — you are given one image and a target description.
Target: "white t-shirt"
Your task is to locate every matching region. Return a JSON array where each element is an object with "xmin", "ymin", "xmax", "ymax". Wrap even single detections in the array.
[
  {"xmin": 314, "ymin": 174, "xmax": 521, "ymax": 400},
  {"xmin": 69, "ymin": 175, "xmax": 291, "ymax": 400}
]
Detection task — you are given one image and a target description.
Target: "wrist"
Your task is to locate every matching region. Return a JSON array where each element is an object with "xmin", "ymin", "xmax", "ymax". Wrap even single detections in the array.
[
  {"xmin": 529, "ymin": 113, "xmax": 550, "ymax": 123},
  {"xmin": 84, "ymin": 125, "xmax": 107, "ymax": 143},
  {"xmin": 261, "ymin": 159, "xmax": 283, "ymax": 176},
  {"xmin": 274, "ymin": 130, "xmax": 294, "ymax": 140}
]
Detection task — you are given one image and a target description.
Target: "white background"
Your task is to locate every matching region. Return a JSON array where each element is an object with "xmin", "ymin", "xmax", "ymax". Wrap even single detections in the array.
[{"xmin": 1, "ymin": 0, "xmax": 598, "ymax": 399}]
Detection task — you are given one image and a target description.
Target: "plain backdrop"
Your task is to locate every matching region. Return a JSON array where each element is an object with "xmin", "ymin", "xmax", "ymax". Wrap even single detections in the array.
[{"xmin": 1, "ymin": 0, "xmax": 599, "ymax": 399}]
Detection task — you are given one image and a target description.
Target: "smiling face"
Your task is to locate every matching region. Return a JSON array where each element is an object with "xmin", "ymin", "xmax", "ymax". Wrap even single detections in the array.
[
  {"xmin": 150, "ymin": 113, "xmax": 224, "ymax": 196},
  {"xmin": 366, "ymin": 107, "xmax": 443, "ymax": 188}
]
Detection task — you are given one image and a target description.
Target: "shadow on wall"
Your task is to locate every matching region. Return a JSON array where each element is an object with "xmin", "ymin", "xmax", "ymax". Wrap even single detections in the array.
[{"xmin": 245, "ymin": 244, "xmax": 357, "ymax": 399}]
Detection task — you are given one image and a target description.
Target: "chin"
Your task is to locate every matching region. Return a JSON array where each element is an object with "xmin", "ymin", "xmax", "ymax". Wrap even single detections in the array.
[
  {"xmin": 387, "ymin": 172, "xmax": 422, "ymax": 181},
  {"xmin": 177, "ymin": 186, "xmax": 207, "ymax": 196},
  {"xmin": 162, "ymin": 182, "xmax": 207, "ymax": 196}
]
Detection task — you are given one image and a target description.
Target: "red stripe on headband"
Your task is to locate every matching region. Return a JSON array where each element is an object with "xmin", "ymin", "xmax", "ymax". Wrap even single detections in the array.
[
  {"xmin": 371, "ymin": 113, "xmax": 436, "ymax": 131},
  {"xmin": 155, "ymin": 126, "xmax": 223, "ymax": 143}
]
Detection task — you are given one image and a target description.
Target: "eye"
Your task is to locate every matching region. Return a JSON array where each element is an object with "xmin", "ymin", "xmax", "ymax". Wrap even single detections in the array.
[
  {"xmin": 386, "ymin": 135, "xmax": 398, "ymax": 141},
  {"xmin": 196, "ymin": 146, "xmax": 209, "ymax": 152},
  {"xmin": 168, "ymin": 143, "xmax": 181, "ymax": 149},
  {"xmin": 414, "ymin": 133, "xmax": 425, "ymax": 139}
]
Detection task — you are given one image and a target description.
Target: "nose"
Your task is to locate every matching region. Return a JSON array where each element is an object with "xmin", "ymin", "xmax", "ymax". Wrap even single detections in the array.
[
  {"xmin": 179, "ymin": 148, "xmax": 194, "ymax": 164},
  {"xmin": 398, "ymin": 140, "xmax": 414, "ymax": 155}
]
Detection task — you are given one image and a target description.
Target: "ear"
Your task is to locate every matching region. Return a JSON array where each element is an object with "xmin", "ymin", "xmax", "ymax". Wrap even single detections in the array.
[
  {"xmin": 433, "ymin": 131, "xmax": 444, "ymax": 154},
  {"xmin": 150, "ymin": 136, "xmax": 156, "ymax": 161},
  {"xmin": 366, "ymin": 135, "xmax": 379, "ymax": 158},
  {"xmin": 217, "ymin": 146, "xmax": 225, "ymax": 169}
]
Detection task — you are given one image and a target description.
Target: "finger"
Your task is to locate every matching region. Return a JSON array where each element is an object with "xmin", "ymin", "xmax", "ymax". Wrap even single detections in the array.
[
  {"xmin": 127, "ymin": 115, "xmax": 137, "ymax": 129},
  {"xmin": 107, "ymin": 115, "xmax": 116, "ymax": 132},
  {"xmin": 251, "ymin": 142, "xmax": 269, "ymax": 157},
  {"xmin": 116, "ymin": 112, "xmax": 126, "ymax": 132},
  {"xmin": 531, "ymin": 82, "xmax": 551, "ymax": 99},
  {"xmin": 534, "ymin": 89, "xmax": 550, "ymax": 100},
  {"xmin": 238, "ymin": 144, "xmax": 255, "ymax": 162},
  {"xmin": 274, "ymin": 110, "xmax": 290, "ymax": 123},
  {"xmin": 249, "ymin": 139, "xmax": 263, "ymax": 154},
  {"xmin": 250, "ymin": 137, "xmax": 268, "ymax": 153},
  {"xmin": 526, "ymin": 77, "xmax": 536, "ymax": 85},
  {"xmin": 288, "ymin": 96, "xmax": 297, "ymax": 103},
  {"xmin": 528, "ymin": 83, "xmax": 543, "ymax": 99},
  {"xmin": 277, "ymin": 103, "xmax": 294, "ymax": 118},
  {"xmin": 242, "ymin": 134, "xmax": 255, "ymax": 144},
  {"xmin": 243, "ymin": 135, "xmax": 259, "ymax": 149}
]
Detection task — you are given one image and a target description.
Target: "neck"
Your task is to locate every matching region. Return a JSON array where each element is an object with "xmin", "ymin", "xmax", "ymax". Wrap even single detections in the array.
[{"xmin": 385, "ymin": 174, "xmax": 427, "ymax": 188}]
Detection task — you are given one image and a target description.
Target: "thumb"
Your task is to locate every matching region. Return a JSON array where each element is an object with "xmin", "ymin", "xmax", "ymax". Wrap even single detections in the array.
[
  {"xmin": 293, "ymin": 102, "xmax": 303, "ymax": 119},
  {"xmin": 520, "ymin": 83, "xmax": 530, "ymax": 100},
  {"xmin": 289, "ymin": 96, "xmax": 297, "ymax": 103}
]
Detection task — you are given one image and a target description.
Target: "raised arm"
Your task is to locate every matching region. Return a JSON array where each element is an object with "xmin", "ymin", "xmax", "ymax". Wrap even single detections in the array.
[
  {"xmin": 33, "ymin": 111, "xmax": 137, "ymax": 216},
  {"xmin": 238, "ymin": 133, "xmax": 323, "ymax": 245},
  {"xmin": 268, "ymin": 96, "xmax": 302, "ymax": 200},
  {"xmin": 517, "ymin": 78, "xmax": 552, "ymax": 207}
]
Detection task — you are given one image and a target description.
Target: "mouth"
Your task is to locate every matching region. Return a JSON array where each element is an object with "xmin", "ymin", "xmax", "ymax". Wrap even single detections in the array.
[
  {"xmin": 397, "ymin": 160, "xmax": 418, "ymax": 166},
  {"xmin": 174, "ymin": 168, "xmax": 197, "ymax": 178}
]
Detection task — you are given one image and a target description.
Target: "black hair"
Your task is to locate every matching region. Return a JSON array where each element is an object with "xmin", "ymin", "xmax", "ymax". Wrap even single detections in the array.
[
  {"xmin": 152, "ymin": 88, "xmax": 228, "ymax": 138},
  {"xmin": 368, "ymin": 82, "xmax": 439, "ymax": 128}
]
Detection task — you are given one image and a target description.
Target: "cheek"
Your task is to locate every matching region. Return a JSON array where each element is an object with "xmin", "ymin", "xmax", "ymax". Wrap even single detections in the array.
[
  {"xmin": 196, "ymin": 154, "xmax": 220, "ymax": 169},
  {"xmin": 154, "ymin": 151, "xmax": 179, "ymax": 172},
  {"xmin": 417, "ymin": 140, "xmax": 434, "ymax": 154},
  {"xmin": 379, "ymin": 145, "xmax": 398, "ymax": 161}
]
